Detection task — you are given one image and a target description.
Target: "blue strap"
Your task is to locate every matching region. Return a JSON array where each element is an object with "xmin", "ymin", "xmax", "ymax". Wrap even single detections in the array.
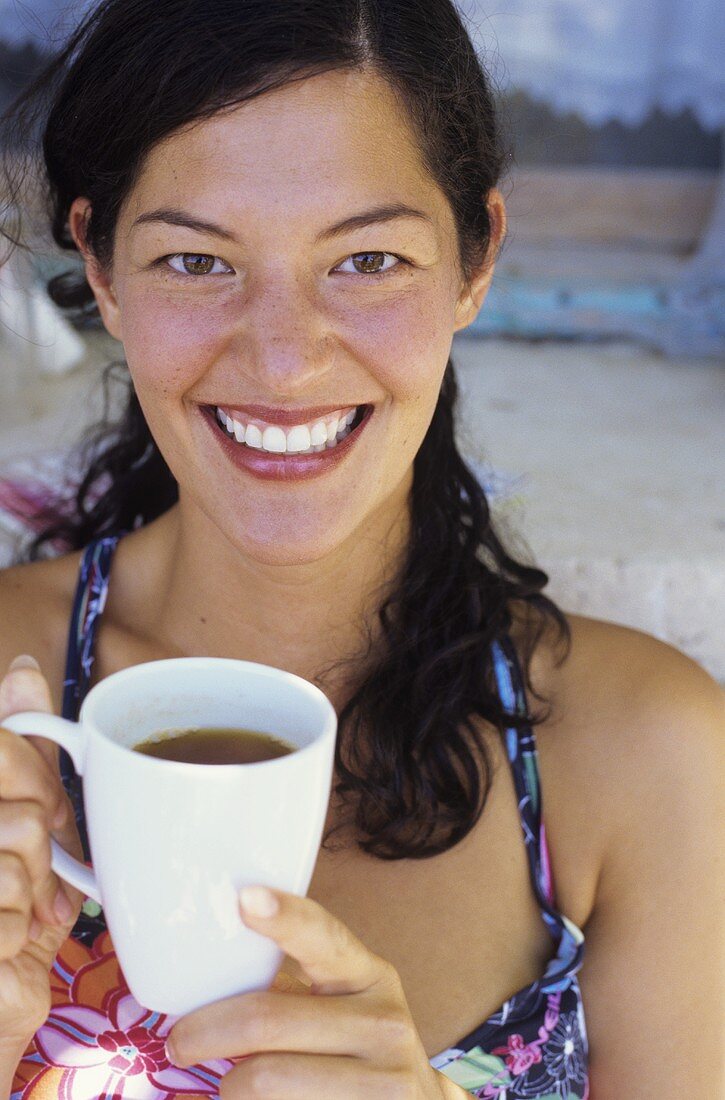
[
  {"xmin": 492, "ymin": 635, "xmax": 585, "ymax": 985},
  {"xmin": 61, "ymin": 536, "xmax": 120, "ymax": 721},
  {"xmin": 59, "ymin": 536, "xmax": 119, "ymax": 877}
]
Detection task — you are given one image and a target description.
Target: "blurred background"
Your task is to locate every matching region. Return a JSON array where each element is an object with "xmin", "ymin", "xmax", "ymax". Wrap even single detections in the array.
[{"xmin": 0, "ymin": 0, "xmax": 723, "ymax": 679}]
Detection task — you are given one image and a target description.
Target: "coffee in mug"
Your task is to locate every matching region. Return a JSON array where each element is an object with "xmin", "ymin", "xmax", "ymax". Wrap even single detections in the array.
[{"xmin": 133, "ymin": 726, "xmax": 295, "ymax": 764}]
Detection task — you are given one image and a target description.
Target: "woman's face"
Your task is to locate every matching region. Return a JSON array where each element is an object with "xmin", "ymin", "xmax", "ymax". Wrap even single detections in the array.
[{"xmin": 73, "ymin": 68, "xmax": 502, "ymax": 566}]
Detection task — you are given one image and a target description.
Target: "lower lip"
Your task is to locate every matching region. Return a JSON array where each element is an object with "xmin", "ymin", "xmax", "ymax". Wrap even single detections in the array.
[{"xmin": 200, "ymin": 405, "xmax": 373, "ymax": 481}]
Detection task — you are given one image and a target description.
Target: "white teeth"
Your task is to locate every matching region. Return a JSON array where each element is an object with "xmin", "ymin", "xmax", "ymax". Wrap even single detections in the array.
[
  {"xmin": 215, "ymin": 404, "xmax": 365, "ymax": 455},
  {"xmin": 286, "ymin": 424, "xmax": 312, "ymax": 453},
  {"xmin": 261, "ymin": 425, "xmax": 287, "ymax": 453},
  {"xmin": 245, "ymin": 423, "xmax": 263, "ymax": 448},
  {"xmin": 325, "ymin": 418, "xmax": 339, "ymax": 442},
  {"xmin": 310, "ymin": 420, "xmax": 328, "ymax": 447}
]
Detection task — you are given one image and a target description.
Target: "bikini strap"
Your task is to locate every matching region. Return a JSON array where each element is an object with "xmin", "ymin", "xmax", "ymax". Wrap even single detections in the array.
[
  {"xmin": 60, "ymin": 535, "xmax": 120, "ymax": 868},
  {"xmin": 491, "ymin": 633, "xmax": 586, "ymax": 985},
  {"xmin": 490, "ymin": 633, "xmax": 557, "ymax": 907},
  {"xmin": 61, "ymin": 535, "xmax": 121, "ymax": 721}
]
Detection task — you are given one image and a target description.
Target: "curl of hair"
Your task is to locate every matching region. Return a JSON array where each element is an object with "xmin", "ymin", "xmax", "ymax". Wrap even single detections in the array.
[{"xmin": 2, "ymin": 0, "xmax": 568, "ymax": 859}]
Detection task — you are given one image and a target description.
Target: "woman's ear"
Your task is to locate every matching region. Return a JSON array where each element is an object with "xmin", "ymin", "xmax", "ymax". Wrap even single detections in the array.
[
  {"xmin": 68, "ymin": 196, "xmax": 122, "ymax": 340},
  {"xmin": 453, "ymin": 187, "xmax": 507, "ymax": 333}
]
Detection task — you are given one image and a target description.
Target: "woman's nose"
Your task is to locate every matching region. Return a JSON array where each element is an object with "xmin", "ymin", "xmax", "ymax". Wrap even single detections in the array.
[{"xmin": 238, "ymin": 276, "xmax": 335, "ymax": 395}]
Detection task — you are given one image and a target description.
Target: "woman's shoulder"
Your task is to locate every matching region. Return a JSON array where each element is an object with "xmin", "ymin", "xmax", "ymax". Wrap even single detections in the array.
[
  {"xmin": 516, "ymin": 604, "xmax": 722, "ymax": 744},
  {"xmin": 507, "ymin": 608, "xmax": 723, "ymax": 925},
  {"xmin": 0, "ymin": 550, "xmax": 84, "ymax": 710},
  {"xmin": 545, "ymin": 611, "xmax": 723, "ymax": 756}
]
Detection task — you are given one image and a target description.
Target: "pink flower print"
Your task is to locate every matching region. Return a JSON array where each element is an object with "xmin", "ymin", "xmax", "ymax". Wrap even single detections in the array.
[
  {"xmin": 96, "ymin": 1025, "xmax": 167, "ymax": 1075},
  {"xmin": 491, "ymin": 1032, "xmax": 543, "ymax": 1076},
  {"xmin": 34, "ymin": 995, "xmax": 230, "ymax": 1097},
  {"xmin": 15, "ymin": 932, "xmax": 235, "ymax": 1099}
]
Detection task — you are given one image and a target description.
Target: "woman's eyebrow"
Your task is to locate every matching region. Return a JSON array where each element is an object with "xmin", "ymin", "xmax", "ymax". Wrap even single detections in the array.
[
  {"xmin": 130, "ymin": 208, "xmax": 238, "ymax": 240},
  {"xmin": 130, "ymin": 203, "xmax": 434, "ymax": 242},
  {"xmin": 315, "ymin": 203, "xmax": 434, "ymax": 241}
]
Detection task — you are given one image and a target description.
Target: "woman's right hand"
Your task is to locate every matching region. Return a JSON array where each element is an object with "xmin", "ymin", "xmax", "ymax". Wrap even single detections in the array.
[{"xmin": 0, "ymin": 656, "xmax": 83, "ymax": 1057}]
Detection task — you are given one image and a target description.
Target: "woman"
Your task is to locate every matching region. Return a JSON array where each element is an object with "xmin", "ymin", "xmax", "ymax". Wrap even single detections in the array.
[{"xmin": 0, "ymin": 1, "xmax": 721, "ymax": 1097}]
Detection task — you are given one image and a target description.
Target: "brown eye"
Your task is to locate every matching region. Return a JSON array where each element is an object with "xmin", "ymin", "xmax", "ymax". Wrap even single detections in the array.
[
  {"xmin": 182, "ymin": 254, "xmax": 215, "ymax": 275},
  {"xmin": 165, "ymin": 253, "xmax": 232, "ymax": 276},
  {"xmin": 351, "ymin": 252, "xmax": 386, "ymax": 274},
  {"xmin": 338, "ymin": 252, "xmax": 402, "ymax": 277}
]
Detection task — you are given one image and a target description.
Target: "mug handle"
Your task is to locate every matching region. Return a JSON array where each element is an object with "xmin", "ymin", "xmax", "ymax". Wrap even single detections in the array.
[{"xmin": 2, "ymin": 711, "xmax": 102, "ymax": 903}]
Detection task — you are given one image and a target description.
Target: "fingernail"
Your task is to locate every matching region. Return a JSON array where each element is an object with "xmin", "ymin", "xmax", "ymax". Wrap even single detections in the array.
[
  {"xmin": 54, "ymin": 886, "xmax": 74, "ymax": 923},
  {"xmin": 240, "ymin": 885, "xmax": 278, "ymax": 918},
  {"xmin": 164, "ymin": 1038, "xmax": 179, "ymax": 1066},
  {"xmin": 8, "ymin": 654, "xmax": 40, "ymax": 673}
]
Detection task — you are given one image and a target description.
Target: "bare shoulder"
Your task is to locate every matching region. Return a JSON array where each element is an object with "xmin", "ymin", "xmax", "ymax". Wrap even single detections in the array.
[
  {"xmin": 548, "ymin": 612, "xmax": 723, "ymax": 761},
  {"xmin": 0, "ymin": 551, "xmax": 82, "ymax": 710},
  {"xmin": 523, "ymin": 611, "xmax": 724, "ymax": 925}
]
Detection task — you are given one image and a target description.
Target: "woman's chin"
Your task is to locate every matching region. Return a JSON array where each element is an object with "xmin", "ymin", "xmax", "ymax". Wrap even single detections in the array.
[{"xmin": 223, "ymin": 525, "xmax": 351, "ymax": 568}]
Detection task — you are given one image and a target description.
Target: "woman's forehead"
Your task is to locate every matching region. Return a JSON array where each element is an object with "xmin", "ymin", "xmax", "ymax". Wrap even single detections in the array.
[{"xmin": 122, "ymin": 68, "xmax": 447, "ymax": 234}]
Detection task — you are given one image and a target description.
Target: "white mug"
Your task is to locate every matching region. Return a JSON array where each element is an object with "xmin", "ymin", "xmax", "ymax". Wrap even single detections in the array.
[{"xmin": 4, "ymin": 657, "xmax": 337, "ymax": 1015}]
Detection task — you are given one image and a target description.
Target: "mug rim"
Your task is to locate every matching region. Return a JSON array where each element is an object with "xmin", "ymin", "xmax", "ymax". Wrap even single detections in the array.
[{"xmin": 78, "ymin": 656, "xmax": 337, "ymax": 770}]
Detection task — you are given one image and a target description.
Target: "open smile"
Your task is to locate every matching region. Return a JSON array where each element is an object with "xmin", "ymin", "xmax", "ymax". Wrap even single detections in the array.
[{"xmin": 200, "ymin": 403, "xmax": 374, "ymax": 482}]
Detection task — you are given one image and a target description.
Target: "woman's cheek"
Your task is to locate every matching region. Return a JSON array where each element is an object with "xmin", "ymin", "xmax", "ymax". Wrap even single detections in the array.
[
  {"xmin": 121, "ymin": 290, "xmax": 228, "ymax": 393},
  {"xmin": 343, "ymin": 285, "xmax": 453, "ymax": 402}
]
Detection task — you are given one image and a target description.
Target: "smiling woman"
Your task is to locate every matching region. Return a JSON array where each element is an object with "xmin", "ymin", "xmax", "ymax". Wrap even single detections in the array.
[{"xmin": 0, "ymin": 3, "xmax": 722, "ymax": 1100}]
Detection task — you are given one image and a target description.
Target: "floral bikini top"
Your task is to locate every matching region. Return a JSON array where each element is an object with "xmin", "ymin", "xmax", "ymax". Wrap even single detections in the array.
[{"xmin": 13, "ymin": 536, "xmax": 589, "ymax": 1100}]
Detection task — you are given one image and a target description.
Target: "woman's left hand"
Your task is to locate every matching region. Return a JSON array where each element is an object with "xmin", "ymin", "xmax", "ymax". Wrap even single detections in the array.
[{"xmin": 166, "ymin": 885, "xmax": 468, "ymax": 1098}]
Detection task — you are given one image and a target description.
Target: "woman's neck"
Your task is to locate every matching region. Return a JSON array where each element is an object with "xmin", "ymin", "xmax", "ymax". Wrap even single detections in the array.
[{"xmin": 116, "ymin": 490, "xmax": 411, "ymax": 707}]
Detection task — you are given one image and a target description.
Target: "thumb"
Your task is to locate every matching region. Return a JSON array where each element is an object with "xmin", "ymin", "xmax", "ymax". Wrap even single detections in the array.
[
  {"xmin": 0, "ymin": 653, "xmax": 83, "ymax": 898},
  {"xmin": 0, "ymin": 653, "xmax": 60, "ymax": 774},
  {"xmin": 0, "ymin": 654, "xmax": 53, "ymax": 720}
]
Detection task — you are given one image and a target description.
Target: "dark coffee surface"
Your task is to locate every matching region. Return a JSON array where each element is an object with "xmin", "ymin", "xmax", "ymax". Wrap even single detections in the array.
[{"xmin": 133, "ymin": 726, "xmax": 295, "ymax": 764}]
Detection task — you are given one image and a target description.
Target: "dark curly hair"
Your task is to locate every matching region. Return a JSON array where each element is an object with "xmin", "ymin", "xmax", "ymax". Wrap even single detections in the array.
[{"xmin": 1, "ymin": 0, "xmax": 569, "ymax": 859}]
